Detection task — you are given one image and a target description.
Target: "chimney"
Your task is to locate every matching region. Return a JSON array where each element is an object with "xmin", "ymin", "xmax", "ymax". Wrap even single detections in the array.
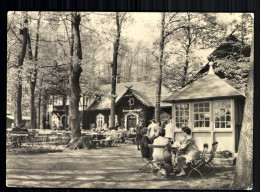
[{"xmin": 208, "ymin": 62, "xmax": 215, "ymax": 75}]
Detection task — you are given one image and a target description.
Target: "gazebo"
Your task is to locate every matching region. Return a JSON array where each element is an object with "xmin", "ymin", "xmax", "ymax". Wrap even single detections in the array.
[{"xmin": 163, "ymin": 62, "xmax": 245, "ymax": 152}]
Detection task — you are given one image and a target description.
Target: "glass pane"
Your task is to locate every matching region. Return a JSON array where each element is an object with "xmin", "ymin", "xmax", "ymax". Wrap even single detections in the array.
[
  {"xmin": 200, "ymin": 121, "xmax": 204, "ymax": 127},
  {"xmin": 194, "ymin": 114, "xmax": 199, "ymax": 120},
  {"xmin": 185, "ymin": 111, "xmax": 189, "ymax": 116},
  {"xmin": 205, "ymin": 121, "xmax": 210, "ymax": 127},
  {"xmin": 200, "ymin": 114, "xmax": 205, "ymax": 119},
  {"xmin": 176, "ymin": 123, "xmax": 180, "ymax": 128},
  {"xmin": 226, "ymin": 111, "xmax": 231, "ymax": 115},
  {"xmin": 205, "ymin": 103, "xmax": 209, "ymax": 107},
  {"xmin": 199, "ymin": 103, "xmax": 204, "ymax": 107},
  {"xmin": 176, "ymin": 111, "xmax": 179, "ymax": 116},
  {"xmin": 226, "ymin": 115, "xmax": 231, "ymax": 121},
  {"xmin": 175, "ymin": 105, "xmax": 179, "ymax": 110},
  {"xmin": 221, "ymin": 122, "xmax": 226, "ymax": 128},
  {"xmin": 179, "ymin": 111, "xmax": 183, "ymax": 116},
  {"xmin": 205, "ymin": 107, "xmax": 209, "ymax": 112},
  {"xmin": 194, "ymin": 103, "xmax": 198, "ymax": 108},
  {"xmin": 215, "ymin": 122, "xmax": 219, "ymax": 128},
  {"xmin": 220, "ymin": 115, "xmax": 225, "ymax": 121},
  {"xmin": 205, "ymin": 117, "xmax": 210, "ymax": 121},
  {"xmin": 185, "ymin": 104, "xmax": 189, "ymax": 110},
  {"xmin": 176, "ymin": 117, "xmax": 179, "ymax": 122},
  {"xmin": 215, "ymin": 117, "xmax": 219, "ymax": 121},
  {"xmin": 199, "ymin": 107, "xmax": 204, "ymax": 112},
  {"xmin": 194, "ymin": 121, "xmax": 199, "ymax": 127},
  {"xmin": 180, "ymin": 105, "xmax": 184, "ymax": 110},
  {"xmin": 194, "ymin": 108, "xmax": 198, "ymax": 112},
  {"xmin": 226, "ymin": 122, "xmax": 231, "ymax": 128}
]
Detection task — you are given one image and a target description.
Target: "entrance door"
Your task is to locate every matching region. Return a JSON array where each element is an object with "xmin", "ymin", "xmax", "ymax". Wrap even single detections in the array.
[{"xmin": 127, "ymin": 115, "xmax": 137, "ymax": 130}]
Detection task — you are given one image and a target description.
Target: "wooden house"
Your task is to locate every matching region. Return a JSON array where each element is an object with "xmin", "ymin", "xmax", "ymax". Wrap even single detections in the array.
[
  {"xmin": 163, "ymin": 62, "xmax": 245, "ymax": 152},
  {"xmin": 85, "ymin": 82, "xmax": 172, "ymax": 130}
]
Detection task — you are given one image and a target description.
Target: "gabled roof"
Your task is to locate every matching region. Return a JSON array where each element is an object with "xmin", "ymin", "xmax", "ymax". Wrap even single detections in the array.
[
  {"xmin": 87, "ymin": 81, "xmax": 172, "ymax": 111},
  {"xmin": 163, "ymin": 74, "xmax": 245, "ymax": 103}
]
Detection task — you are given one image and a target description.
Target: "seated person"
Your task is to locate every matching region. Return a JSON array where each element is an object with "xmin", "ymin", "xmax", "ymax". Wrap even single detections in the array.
[
  {"xmin": 152, "ymin": 128, "xmax": 172, "ymax": 164},
  {"xmin": 176, "ymin": 126, "xmax": 200, "ymax": 176},
  {"xmin": 110, "ymin": 128, "xmax": 118, "ymax": 140},
  {"xmin": 140, "ymin": 128, "xmax": 153, "ymax": 162},
  {"xmin": 127, "ymin": 127, "xmax": 136, "ymax": 138}
]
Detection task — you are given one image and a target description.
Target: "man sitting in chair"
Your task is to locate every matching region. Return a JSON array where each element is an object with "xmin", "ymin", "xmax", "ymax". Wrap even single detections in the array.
[{"xmin": 176, "ymin": 126, "xmax": 200, "ymax": 176}]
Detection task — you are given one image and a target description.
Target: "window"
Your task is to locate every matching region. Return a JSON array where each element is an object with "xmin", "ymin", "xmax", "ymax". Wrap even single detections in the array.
[
  {"xmin": 194, "ymin": 102, "xmax": 210, "ymax": 128},
  {"xmin": 96, "ymin": 113, "xmax": 105, "ymax": 128},
  {"xmin": 175, "ymin": 104, "xmax": 189, "ymax": 129},
  {"xmin": 213, "ymin": 100, "xmax": 232, "ymax": 129},
  {"xmin": 128, "ymin": 97, "xmax": 134, "ymax": 107}
]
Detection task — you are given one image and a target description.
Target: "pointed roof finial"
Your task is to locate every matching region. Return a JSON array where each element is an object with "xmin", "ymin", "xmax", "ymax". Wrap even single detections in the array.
[{"xmin": 208, "ymin": 62, "xmax": 215, "ymax": 75}]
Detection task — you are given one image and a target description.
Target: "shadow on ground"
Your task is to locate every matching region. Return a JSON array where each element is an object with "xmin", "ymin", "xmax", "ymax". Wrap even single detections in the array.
[{"xmin": 6, "ymin": 144, "xmax": 235, "ymax": 189}]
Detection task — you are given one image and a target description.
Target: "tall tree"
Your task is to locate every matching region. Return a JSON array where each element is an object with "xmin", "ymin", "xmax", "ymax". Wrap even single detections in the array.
[
  {"xmin": 27, "ymin": 12, "xmax": 41, "ymax": 129},
  {"xmin": 110, "ymin": 12, "xmax": 126, "ymax": 129},
  {"xmin": 154, "ymin": 12, "xmax": 166, "ymax": 123},
  {"xmin": 231, "ymin": 17, "xmax": 254, "ymax": 190},
  {"xmin": 67, "ymin": 12, "xmax": 83, "ymax": 146},
  {"xmin": 154, "ymin": 12, "xmax": 185, "ymax": 122},
  {"xmin": 15, "ymin": 13, "xmax": 28, "ymax": 127}
]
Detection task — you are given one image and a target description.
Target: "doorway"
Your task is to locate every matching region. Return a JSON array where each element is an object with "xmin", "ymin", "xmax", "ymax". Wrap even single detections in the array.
[{"xmin": 125, "ymin": 112, "xmax": 139, "ymax": 130}]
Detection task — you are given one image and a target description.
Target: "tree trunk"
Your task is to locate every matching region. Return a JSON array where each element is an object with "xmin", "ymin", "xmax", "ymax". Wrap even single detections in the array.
[
  {"xmin": 67, "ymin": 12, "xmax": 83, "ymax": 148},
  {"xmin": 110, "ymin": 12, "xmax": 121, "ymax": 129},
  {"xmin": 28, "ymin": 12, "xmax": 41, "ymax": 129},
  {"xmin": 37, "ymin": 79, "xmax": 43, "ymax": 129},
  {"xmin": 155, "ymin": 12, "xmax": 165, "ymax": 123},
  {"xmin": 40, "ymin": 88, "xmax": 47, "ymax": 129},
  {"xmin": 15, "ymin": 16, "xmax": 28, "ymax": 127},
  {"xmin": 182, "ymin": 46, "xmax": 190, "ymax": 87},
  {"xmin": 231, "ymin": 29, "xmax": 254, "ymax": 190}
]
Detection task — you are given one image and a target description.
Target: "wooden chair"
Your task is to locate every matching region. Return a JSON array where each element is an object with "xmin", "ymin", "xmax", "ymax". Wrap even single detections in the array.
[{"xmin": 186, "ymin": 142, "xmax": 218, "ymax": 179}]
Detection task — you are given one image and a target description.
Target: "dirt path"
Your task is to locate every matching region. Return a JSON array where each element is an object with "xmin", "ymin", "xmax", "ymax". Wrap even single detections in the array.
[{"xmin": 6, "ymin": 144, "xmax": 234, "ymax": 189}]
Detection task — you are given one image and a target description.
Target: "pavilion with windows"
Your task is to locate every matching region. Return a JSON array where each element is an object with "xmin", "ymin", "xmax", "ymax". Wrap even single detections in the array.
[{"xmin": 163, "ymin": 62, "xmax": 245, "ymax": 152}]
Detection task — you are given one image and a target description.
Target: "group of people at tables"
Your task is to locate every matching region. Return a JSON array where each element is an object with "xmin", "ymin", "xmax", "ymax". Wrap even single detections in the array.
[
  {"xmin": 82, "ymin": 123, "xmax": 137, "ymax": 147},
  {"xmin": 137, "ymin": 119, "xmax": 200, "ymax": 177}
]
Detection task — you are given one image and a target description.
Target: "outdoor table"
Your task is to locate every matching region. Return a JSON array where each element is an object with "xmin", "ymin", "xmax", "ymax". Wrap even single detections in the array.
[
  {"xmin": 9, "ymin": 133, "xmax": 29, "ymax": 147},
  {"xmin": 34, "ymin": 135, "xmax": 48, "ymax": 142}
]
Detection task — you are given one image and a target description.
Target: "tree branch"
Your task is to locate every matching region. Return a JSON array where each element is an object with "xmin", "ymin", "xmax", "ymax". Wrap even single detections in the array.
[{"xmin": 10, "ymin": 27, "xmax": 22, "ymax": 44}]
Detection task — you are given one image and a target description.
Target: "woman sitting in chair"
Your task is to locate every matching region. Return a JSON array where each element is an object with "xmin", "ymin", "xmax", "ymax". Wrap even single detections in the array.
[
  {"xmin": 152, "ymin": 128, "xmax": 172, "ymax": 164},
  {"xmin": 176, "ymin": 126, "xmax": 200, "ymax": 176}
]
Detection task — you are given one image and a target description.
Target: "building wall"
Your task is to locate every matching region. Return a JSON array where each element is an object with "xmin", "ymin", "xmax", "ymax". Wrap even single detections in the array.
[{"xmin": 171, "ymin": 98, "xmax": 243, "ymax": 152}]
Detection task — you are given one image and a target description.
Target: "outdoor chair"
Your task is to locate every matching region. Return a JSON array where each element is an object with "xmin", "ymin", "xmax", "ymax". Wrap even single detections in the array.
[
  {"xmin": 148, "ymin": 144, "xmax": 172, "ymax": 177},
  {"xmin": 186, "ymin": 141, "xmax": 218, "ymax": 179}
]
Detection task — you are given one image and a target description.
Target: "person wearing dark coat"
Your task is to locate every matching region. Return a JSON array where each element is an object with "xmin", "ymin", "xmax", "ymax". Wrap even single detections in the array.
[
  {"xmin": 140, "ymin": 128, "xmax": 152, "ymax": 161},
  {"xmin": 136, "ymin": 120, "xmax": 144, "ymax": 150}
]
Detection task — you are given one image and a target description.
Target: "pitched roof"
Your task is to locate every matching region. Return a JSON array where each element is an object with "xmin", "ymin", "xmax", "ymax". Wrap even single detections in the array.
[
  {"xmin": 163, "ymin": 74, "xmax": 245, "ymax": 103},
  {"xmin": 88, "ymin": 81, "xmax": 172, "ymax": 110}
]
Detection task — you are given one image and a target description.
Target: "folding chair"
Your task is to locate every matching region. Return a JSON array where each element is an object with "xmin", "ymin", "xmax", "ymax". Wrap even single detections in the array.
[{"xmin": 186, "ymin": 142, "xmax": 218, "ymax": 179}]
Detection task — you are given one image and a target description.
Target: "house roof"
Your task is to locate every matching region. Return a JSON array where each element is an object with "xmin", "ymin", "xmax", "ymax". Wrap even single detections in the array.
[
  {"xmin": 87, "ymin": 81, "xmax": 172, "ymax": 111},
  {"xmin": 163, "ymin": 73, "xmax": 245, "ymax": 103}
]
